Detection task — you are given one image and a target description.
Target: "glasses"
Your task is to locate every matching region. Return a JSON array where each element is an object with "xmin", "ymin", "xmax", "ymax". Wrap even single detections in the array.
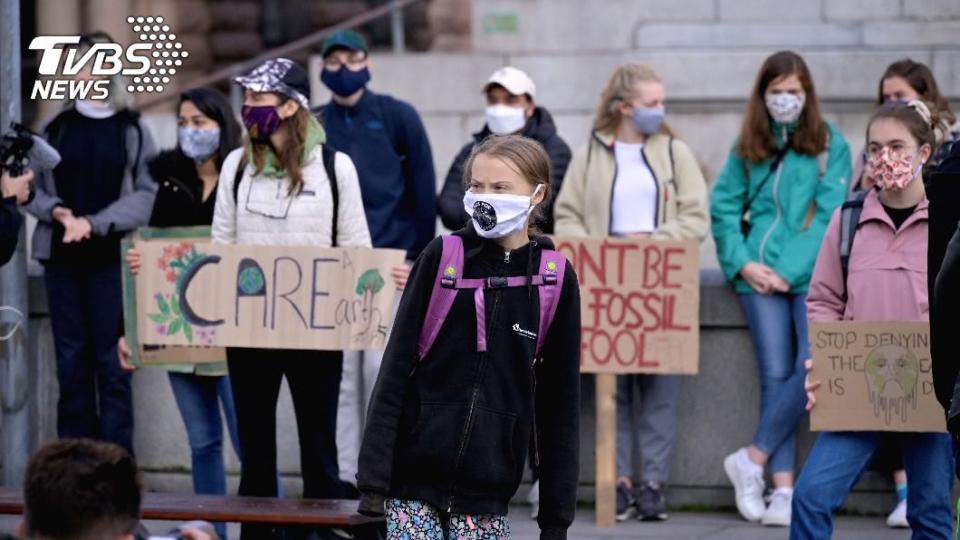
[{"xmin": 864, "ymin": 143, "xmax": 916, "ymax": 161}]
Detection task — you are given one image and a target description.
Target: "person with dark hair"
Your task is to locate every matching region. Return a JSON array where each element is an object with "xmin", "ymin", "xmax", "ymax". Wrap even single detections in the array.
[
  {"xmin": 117, "ymin": 87, "xmax": 242, "ymax": 540},
  {"xmin": 711, "ymin": 51, "xmax": 851, "ymax": 527},
  {"xmin": 797, "ymin": 101, "xmax": 953, "ymax": 540},
  {"xmin": 24, "ymin": 32, "xmax": 158, "ymax": 455},
  {"xmin": 852, "ymin": 59, "xmax": 959, "ymax": 191},
  {"xmin": 438, "ymin": 66, "xmax": 572, "ymax": 234},
  {"xmin": 19, "ymin": 439, "xmax": 216, "ymax": 540},
  {"xmin": 214, "ymin": 58, "xmax": 371, "ymax": 540},
  {"xmin": 0, "ymin": 168, "xmax": 33, "ymax": 266},
  {"xmin": 313, "ymin": 30, "xmax": 435, "ymax": 497},
  {"xmin": 358, "ymin": 134, "xmax": 581, "ymax": 540}
]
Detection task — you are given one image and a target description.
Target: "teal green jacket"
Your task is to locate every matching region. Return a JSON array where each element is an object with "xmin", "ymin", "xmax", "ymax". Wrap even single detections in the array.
[{"xmin": 711, "ymin": 122, "xmax": 852, "ymax": 294}]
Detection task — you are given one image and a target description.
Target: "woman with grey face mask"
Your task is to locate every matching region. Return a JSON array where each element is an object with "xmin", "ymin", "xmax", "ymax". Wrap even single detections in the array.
[
  {"xmin": 117, "ymin": 87, "xmax": 242, "ymax": 540},
  {"xmin": 554, "ymin": 62, "xmax": 710, "ymax": 524},
  {"xmin": 710, "ymin": 51, "xmax": 852, "ymax": 528}
]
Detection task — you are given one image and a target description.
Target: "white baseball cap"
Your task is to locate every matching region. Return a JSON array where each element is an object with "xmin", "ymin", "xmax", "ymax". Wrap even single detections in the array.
[{"xmin": 483, "ymin": 66, "xmax": 536, "ymax": 99}]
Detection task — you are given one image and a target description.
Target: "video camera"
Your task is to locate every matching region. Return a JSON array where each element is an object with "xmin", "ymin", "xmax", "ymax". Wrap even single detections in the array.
[{"xmin": 0, "ymin": 122, "xmax": 61, "ymax": 176}]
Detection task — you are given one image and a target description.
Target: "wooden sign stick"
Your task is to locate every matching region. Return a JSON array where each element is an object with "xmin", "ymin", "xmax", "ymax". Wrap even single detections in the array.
[{"xmin": 595, "ymin": 373, "xmax": 617, "ymax": 527}]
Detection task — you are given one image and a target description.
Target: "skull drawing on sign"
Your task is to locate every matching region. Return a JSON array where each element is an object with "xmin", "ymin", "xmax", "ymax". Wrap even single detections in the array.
[{"xmin": 864, "ymin": 345, "xmax": 920, "ymax": 425}]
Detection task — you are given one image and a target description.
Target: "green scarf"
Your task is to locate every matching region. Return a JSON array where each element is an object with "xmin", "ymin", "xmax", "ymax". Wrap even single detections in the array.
[{"xmin": 247, "ymin": 114, "xmax": 327, "ymax": 177}]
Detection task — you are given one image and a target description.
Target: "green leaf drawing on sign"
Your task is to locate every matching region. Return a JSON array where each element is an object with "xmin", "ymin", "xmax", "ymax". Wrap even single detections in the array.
[
  {"xmin": 356, "ymin": 269, "xmax": 385, "ymax": 296},
  {"xmin": 183, "ymin": 321, "xmax": 193, "ymax": 343},
  {"xmin": 170, "ymin": 293, "xmax": 182, "ymax": 317},
  {"xmin": 149, "ymin": 313, "xmax": 168, "ymax": 324},
  {"xmin": 239, "ymin": 266, "xmax": 265, "ymax": 295},
  {"xmin": 168, "ymin": 319, "xmax": 182, "ymax": 336},
  {"xmin": 157, "ymin": 294, "xmax": 170, "ymax": 316}
]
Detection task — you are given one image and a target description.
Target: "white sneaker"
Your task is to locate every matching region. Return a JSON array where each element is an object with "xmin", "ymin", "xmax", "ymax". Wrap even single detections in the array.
[
  {"xmin": 528, "ymin": 480, "xmax": 540, "ymax": 519},
  {"xmin": 761, "ymin": 489, "xmax": 792, "ymax": 527},
  {"xmin": 886, "ymin": 499, "xmax": 908, "ymax": 528},
  {"xmin": 723, "ymin": 448, "xmax": 766, "ymax": 522}
]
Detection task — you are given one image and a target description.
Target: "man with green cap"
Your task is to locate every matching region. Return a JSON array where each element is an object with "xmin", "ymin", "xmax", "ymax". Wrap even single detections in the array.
[{"xmin": 314, "ymin": 30, "xmax": 437, "ymax": 497}]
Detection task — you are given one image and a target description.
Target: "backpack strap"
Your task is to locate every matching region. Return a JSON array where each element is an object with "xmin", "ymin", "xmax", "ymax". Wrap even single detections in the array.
[
  {"xmin": 535, "ymin": 249, "xmax": 566, "ymax": 359},
  {"xmin": 322, "ymin": 145, "xmax": 339, "ymax": 247},
  {"xmin": 416, "ymin": 235, "xmax": 464, "ymax": 360},
  {"xmin": 231, "ymin": 154, "xmax": 247, "ymax": 203},
  {"xmin": 839, "ymin": 189, "xmax": 868, "ymax": 294}
]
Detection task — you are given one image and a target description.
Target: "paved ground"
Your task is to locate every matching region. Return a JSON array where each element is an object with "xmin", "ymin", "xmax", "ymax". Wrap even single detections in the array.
[{"xmin": 0, "ymin": 508, "xmax": 912, "ymax": 539}]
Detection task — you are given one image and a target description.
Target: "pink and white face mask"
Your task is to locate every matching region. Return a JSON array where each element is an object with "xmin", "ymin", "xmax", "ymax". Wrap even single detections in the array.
[{"xmin": 868, "ymin": 147, "xmax": 922, "ymax": 192}]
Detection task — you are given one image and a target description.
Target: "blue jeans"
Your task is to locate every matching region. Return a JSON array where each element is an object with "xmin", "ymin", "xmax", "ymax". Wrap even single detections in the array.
[
  {"xmin": 168, "ymin": 372, "xmax": 241, "ymax": 538},
  {"xmin": 740, "ymin": 293, "xmax": 809, "ymax": 474},
  {"xmin": 792, "ymin": 432, "xmax": 954, "ymax": 540},
  {"xmin": 45, "ymin": 263, "xmax": 133, "ymax": 454}
]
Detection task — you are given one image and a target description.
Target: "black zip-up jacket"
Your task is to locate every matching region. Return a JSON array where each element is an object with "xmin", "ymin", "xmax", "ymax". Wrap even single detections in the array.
[
  {"xmin": 437, "ymin": 107, "xmax": 572, "ymax": 233},
  {"xmin": 146, "ymin": 149, "xmax": 217, "ymax": 227},
  {"xmin": 357, "ymin": 226, "xmax": 581, "ymax": 540}
]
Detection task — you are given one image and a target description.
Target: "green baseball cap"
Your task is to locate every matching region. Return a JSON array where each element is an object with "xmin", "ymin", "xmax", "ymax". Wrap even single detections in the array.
[{"xmin": 321, "ymin": 30, "xmax": 369, "ymax": 58}]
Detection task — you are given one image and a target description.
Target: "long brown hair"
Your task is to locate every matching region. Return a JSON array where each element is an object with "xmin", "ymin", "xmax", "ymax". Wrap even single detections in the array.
[
  {"xmin": 462, "ymin": 135, "xmax": 552, "ymax": 234},
  {"xmin": 738, "ymin": 51, "xmax": 827, "ymax": 162},
  {"xmin": 248, "ymin": 99, "xmax": 312, "ymax": 195},
  {"xmin": 877, "ymin": 59, "xmax": 956, "ymax": 126},
  {"xmin": 592, "ymin": 63, "xmax": 674, "ymax": 137}
]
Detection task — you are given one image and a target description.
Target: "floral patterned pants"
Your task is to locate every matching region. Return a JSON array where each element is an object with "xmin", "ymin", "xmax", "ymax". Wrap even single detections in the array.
[{"xmin": 385, "ymin": 498, "xmax": 511, "ymax": 540}]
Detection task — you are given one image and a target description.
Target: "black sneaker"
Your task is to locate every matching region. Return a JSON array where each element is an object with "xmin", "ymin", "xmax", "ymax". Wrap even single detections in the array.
[
  {"xmin": 637, "ymin": 481, "xmax": 668, "ymax": 521},
  {"xmin": 616, "ymin": 482, "xmax": 637, "ymax": 522}
]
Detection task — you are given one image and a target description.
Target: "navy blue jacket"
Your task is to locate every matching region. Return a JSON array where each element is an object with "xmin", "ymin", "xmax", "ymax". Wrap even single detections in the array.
[{"xmin": 316, "ymin": 91, "xmax": 436, "ymax": 259}]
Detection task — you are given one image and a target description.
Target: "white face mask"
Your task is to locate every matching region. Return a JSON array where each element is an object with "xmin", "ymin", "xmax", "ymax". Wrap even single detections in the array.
[
  {"xmin": 463, "ymin": 184, "xmax": 542, "ymax": 239},
  {"xmin": 485, "ymin": 104, "xmax": 526, "ymax": 136},
  {"xmin": 765, "ymin": 92, "xmax": 806, "ymax": 124}
]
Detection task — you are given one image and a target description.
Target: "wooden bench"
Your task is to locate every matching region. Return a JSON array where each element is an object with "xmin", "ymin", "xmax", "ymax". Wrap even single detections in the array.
[{"xmin": 0, "ymin": 487, "xmax": 381, "ymax": 528}]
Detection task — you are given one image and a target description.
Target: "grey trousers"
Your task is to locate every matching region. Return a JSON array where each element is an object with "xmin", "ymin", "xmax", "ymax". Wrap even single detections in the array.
[{"xmin": 615, "ymin": 374, "xmax": 681, "ymax": 484}]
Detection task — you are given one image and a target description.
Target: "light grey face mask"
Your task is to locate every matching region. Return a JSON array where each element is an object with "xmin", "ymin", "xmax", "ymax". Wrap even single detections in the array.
[{"xmin": 179, "ymin": 126, "xmax": 221, "ymax": 162}]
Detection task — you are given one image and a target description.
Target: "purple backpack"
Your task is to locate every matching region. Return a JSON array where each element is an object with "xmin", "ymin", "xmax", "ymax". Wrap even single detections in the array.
[{"xmin": 416, "ymin": 235, "xmax": 567, "ymax": 362}]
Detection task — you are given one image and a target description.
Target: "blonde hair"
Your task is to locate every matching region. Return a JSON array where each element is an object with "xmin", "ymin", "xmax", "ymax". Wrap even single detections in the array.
[{"xmin": 593, "ymin": 63, "xmax": 673, "ymax": 136}]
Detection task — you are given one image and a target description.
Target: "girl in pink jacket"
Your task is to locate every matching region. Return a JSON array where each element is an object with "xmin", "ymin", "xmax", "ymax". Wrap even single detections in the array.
[{"xmin": 793, "ymin": 101, "xmax": 954, "ymax": 540}]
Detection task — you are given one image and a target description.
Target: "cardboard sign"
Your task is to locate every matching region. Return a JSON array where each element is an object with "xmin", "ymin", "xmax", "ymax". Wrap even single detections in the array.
[
  {"xmin": 133, "ymin": 238, "xmax": 405, "ymax": 351},
  {"xmin": 552, "ymin": 237, "xmax": 700, "ymax": 374},
  {"xmin": 809, "ymin": 321, "xmax": 946, "ymax": 432},
  {"xmin": 122, "ymin": 228, "xmax": 227, "ymax": 367}
]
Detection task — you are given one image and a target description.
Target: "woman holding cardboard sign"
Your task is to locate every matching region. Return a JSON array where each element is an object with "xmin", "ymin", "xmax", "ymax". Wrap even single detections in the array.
[
  {"xmin": 796, "ymin": 101, "xmax": 953, "ymax": 539},
  {"xmin": 212, "ymin": 58, "xmax": 372, "ymax": 540},
  {"xmin": 710, "ymin": 51, "xmax": 852, "ymax": 527},
  {"xmin": 117, "ymin": 87, "xmax": 242, "ymax": 540},
  {"xmin": 553, "ymin": 63, "xmax": 709, "ymax": 522}
]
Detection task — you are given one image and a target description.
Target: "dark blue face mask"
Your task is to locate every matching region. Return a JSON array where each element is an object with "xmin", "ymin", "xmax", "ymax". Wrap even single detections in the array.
[{"xmin": 321, "ymin": 66, "xmax": 371, "ymax": 97}]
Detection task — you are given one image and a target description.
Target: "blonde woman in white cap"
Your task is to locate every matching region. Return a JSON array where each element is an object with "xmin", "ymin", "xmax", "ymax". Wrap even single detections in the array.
[
  {"xmin": 438, "ymin": 66, "xmax": 572, "ymax": 235},
  {"xmin": 212, "ymin": 57, "xmax": 372, "ymax": 540},
  {"xmin": 554, "ymin": 62, "xmax": 709, "ymax": 523}
]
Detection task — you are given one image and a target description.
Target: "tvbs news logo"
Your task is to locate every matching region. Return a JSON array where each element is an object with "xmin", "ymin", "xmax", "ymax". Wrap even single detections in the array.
[{"xmin": 29, "ymin": 16, "xmax": 188, "ymax": 100}]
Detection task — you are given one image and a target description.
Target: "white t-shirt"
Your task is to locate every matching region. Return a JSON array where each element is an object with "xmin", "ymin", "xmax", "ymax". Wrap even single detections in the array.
[{"xmin": 610, "ymin": 141, "xmax": 658, "ymax": 235}]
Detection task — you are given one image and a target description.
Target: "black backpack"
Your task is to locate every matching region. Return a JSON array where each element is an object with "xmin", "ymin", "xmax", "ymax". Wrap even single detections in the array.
[
  {"xmin": 838, "ymin": 189, "xmax": 869, "ymax": 296},
  {"xmin": 231, "ymin": 145, "xmax": 340, "ymax": 246}
]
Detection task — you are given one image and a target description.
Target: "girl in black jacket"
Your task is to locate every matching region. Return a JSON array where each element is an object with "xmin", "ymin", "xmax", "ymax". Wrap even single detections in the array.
[
  {"xmin": 117, "ymin": 87, "xmax": 242, "ymax": 540},
  {"xmin": 358, "ymin": 135, "xmax": 581, "ymax": 540}
]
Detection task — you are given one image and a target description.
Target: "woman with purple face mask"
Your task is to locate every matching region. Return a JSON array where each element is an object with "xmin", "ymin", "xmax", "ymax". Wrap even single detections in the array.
[{"xmin": 212, "ymin": 58, "xmax": 372, "ymax": 540}]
